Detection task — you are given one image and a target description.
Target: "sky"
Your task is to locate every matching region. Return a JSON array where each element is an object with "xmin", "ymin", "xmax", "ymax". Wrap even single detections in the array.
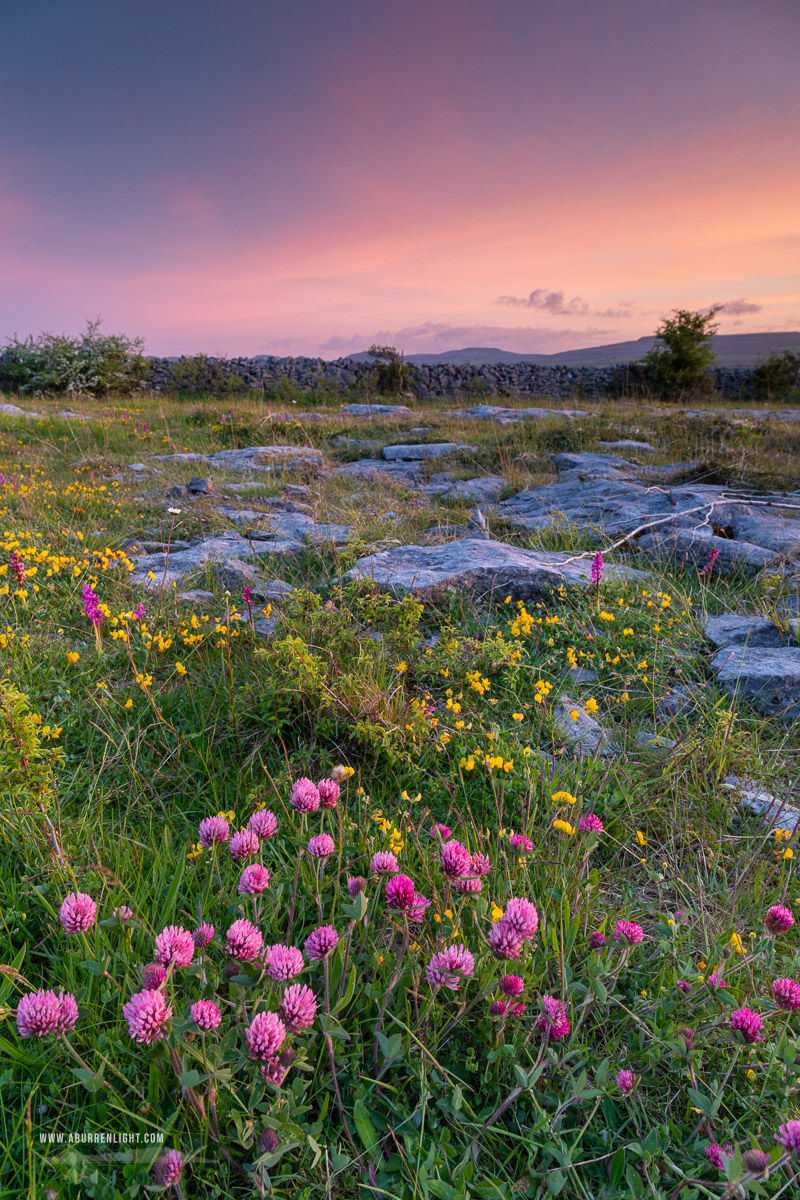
[{"xmin": 2, "ymin": 0, "xmax": 799, "ymax": 358}]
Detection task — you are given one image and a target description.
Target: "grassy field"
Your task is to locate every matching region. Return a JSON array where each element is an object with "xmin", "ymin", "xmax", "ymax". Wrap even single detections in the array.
[{"xmin": 0, "ymin": 390, "xmax": 799, "ymax": 1200}]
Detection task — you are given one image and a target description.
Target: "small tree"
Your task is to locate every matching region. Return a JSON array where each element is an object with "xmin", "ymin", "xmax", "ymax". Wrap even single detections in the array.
[
  {"xmin": 366, "ymin": 344, "xmax": 415, "ymax": 396},
  {"xmin": 641, "ymin": 307, "xmax": 720, "ymax": 400}
]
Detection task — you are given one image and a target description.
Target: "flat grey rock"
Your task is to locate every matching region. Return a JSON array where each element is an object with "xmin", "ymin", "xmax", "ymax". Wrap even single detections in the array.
[
  {"xmin": 177, "ymin": 589, "xmax": 216, "ymax": 604},
  {"xmin": 127, "ymin": 462, "xmax": 148, "ymax": 472},
  {"xmin": 59, "ymin": 410, "xmax": 92, "ymax": 420},
  {"xmin": 262, "ymin": 580, "xmax": 294, "ymax": 601},
  {"xmin": 253, "ymin": 617, "xmax": 278, "ymax": 641},
  {"xmin": 187, "ymin": 477, "xmax": 216, "ymax": 494},
  {"xmin": 421, "ymin": 474, "xmax": 506, "ymax": 503},
  {"xmin": 331, "ymin": 437, "xmax": 379, "ymax": 449},
  {"xmin": 452, "ymin": 404, "xmax": 588, "ymax": 422},
  {"xmin": 334, "ymin": 458, "xmax": 423, "ymax": 482},
  {"xmin": 723, "ymin": 775, "xmax": 800, "ymax": 832},
  {"xmin": 341, "ymin": 403, "xmax": 412, "ymax": 417},
  {"xmin": 552, "ymin": 696, "xmax": 617, "ymax": 758},
  {"xmin": 656, "ymin": 684, "xmax": 701, "ymax": 721},
  {"xmin": 212, "ymin": 559, "xmax": 261, "ymax": 592},
  {"xmin": 551, "ymin": 451, "xmax": 635, "ymax": 476},
  {"xmin": 383, "ymin": 442, "xmax": 476, "ymax": 461},
  {"xmin": 0, "ymin": 403, "xmax": 38, "ymax": 417},
  {"xmin": 346, "ymin": 538, "xmax": 647, "ymax": 601},
  {"xmin": 597, "ymin": 439, "xmax": 655, "ymax": 452},
  {"xmin": 214, "ymin": 508, "xmax": 350, "ymax": 546},
  {"xmin": 704, "ymin": 614, "xmax": 786, "ymax": 650},
  {"xmin": 710, "ymin": 645, "xmax": 800, "ymax": 721},
  {"xmin": 153, "ymin": 446, "xmax": 323, "ymax": 471},
  {"xmin": 638, "ymin": 529, "xmax": 778, "ymax": 575},
  {"xmin": 130, "ymin": 532, "xmax": 306, "ymax": 589}
]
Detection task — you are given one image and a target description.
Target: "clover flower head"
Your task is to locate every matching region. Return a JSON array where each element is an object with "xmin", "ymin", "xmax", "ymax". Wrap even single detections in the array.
[
  {"xmin": 142, "ymin": 962, "xmax": 166, "ymax": 989},
  {"xmin": 440, "ymin": 839, "xmax": 471, "ymax": 878},
  {"xmin": 226, "ymin": 918, "xmax": 263, "ymax": 962},
  {"xmin": 503, "ymin": 897, "xmax": 539, "ymax": 940},
  {"xmin": 279, "ymin": 983, "xmax": 318, "ymax": 1031},
  {"xmin": 500, "ymin": 974, "xmax": 525, "ymax": 997},
  {"xmin": 230, "ymin": 829, "xmax": 260, "ymax": 860},
  {"xmin": 16, "ymin": 989, "xmax": 78, "ymax": 1037},
  {"xmin": 588, "ymin": 931, "xmax": 606, "ymax": 949},
  {"xmin": 453, "ymin": 876, "xmax": 482, "ymax": 894},
  {"xmin": 536, "ymin": 995, "xmax": 570, "ymax": 1040},
  {"xmin": 261, "ymin": 1055, "xmax": 288, "ymax": 1086},
  {"xmin": 705, "ymin": 1144, "xmax": 728, "ymax": 1172},
  {"xmin": 305, "ymin": 924, "xmax": 339, "ymax": 960},
  {"xmin": 113, "ymin": 905, "xmax": 133, "ymax": 922},
  {"xmin": 430, "ymin": 823, "xmax": 452, "ymax": 840},
  {"xmin": 152, "ymin": 1149, "xmax": 183, "ymax": 1186},
  {"xmin": 489, "ymin": 919, "xmax": 524, "ymax": 960},
  {"xmin": 508, "ymin": 833, "xmax": 533, "ymax": 852},
  {"xmin": 425, "ymin": 944, "xmax": 475, "ymax": 991},
  {"xmin": 408, "ymin": 892, "xmax": 431, "ymax": 924},
  {"xmin": 386, "ymin": 873, "xmax": 416, "ymax": 910},
  {"xmin": 613, "ymin": 919, "xmax": 644, "ymax": 945},
  {"xmin": 248, "ymin": 809, "xmax": 278, "ymax": 838},
  {"xmin": 191, "ymin": 999, "xmax": 222, "ymax": 1031},
  {"xmin": 239, "ymin": 864, "xmax": 271, "ymax": 895},
  {"xmin": 469, "ymin": 853, "xmax": 492, "ymax": 877},
  {"xmin": 765, "ymin": 904, "xmax": 794, "ymax": 936},
  {"xmin": 317, "ymin": 778, "xmax": 341, "ymax": 808},
  {"xmin": 245, "ymin": 1010, "xmax": 287, "ymax": 1060},
  {"xmin": 290, "ymin": 777, "xmax": 320, "ymax": 813},
  {"xmin": 264, "ymin": 943, "xmax": 304, "ymax": 981},
  {"xmin": 617, "ymin": 1069, "xmax": 637, "ymax": 1095},
  {"xmin": 123, "ymin": 989, "xmax": 173, "ymax": 1043},
  {"xmin": 776, "ymin": 1120, "xmax": 800, "ymax": 1155},
  {"xmin": 198, "ymin": 815, "xmax": 230, "ymax": 847},
  {"xmin": 579, "ymin": 813, "xmax": 604, "ymax": 834},
  {"xmin": 154, "ymin": 925, "xmax": 195, "ymax": 969},
  {"xmin": 370, "ymin": 851, "xmax": 399, "ymax": 875},
  {"xmin": 730, "ymin": 1007, "xmax": 764, "ymax": 1044},
  {"xmin": 59, "ymin": 892, "xmax": 97, "ymax": 933},
  {"xmin": 490, "ymin": 999, "xmax": 507, "ymax": 1016},
  {"xmin": 771, "ymin": 977, "xmax": 800, "ymax": 1011},
  {"xmin": 308, "ymin": 834, "xmax": 335, "ymax": 859},
  {"xmin": 192, "ymin": 922, "xmax": 215, "ymax": 949},
  {"xmin": 347, "ymin": 875, "xmax": 367, "ymax": 896}
]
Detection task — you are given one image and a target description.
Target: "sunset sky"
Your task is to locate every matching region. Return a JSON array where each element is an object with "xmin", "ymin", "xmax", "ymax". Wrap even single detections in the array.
[{"xmin": 2, "ymin": 0, "xmax": 798, "ymax": 358}]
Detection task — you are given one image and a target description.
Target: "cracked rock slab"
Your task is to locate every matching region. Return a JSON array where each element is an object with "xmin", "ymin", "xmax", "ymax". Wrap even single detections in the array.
[
  {"xmin": 383, "ymin": 442, "xmax": 477, "ymax": 461},
  {"xmin": 710, "ymin": 645, "xmax": 800, "ymax": 721},
  {"xmin": 723, "ymin": 775, "xmax": 800, "ymax": 833},
  {"xmin": 340, "ymin": 403, "xmax": 412, "ymax": 417},
  {"xmin": 346, "ymin": 538, "xmax": 647, "ymax": 602},
  {"xmin": 704, "ymin": 614, "xmax": 786, "ymax": 650},
  {"xmin": 153, "ymin": 446, "xmax": 323, "ymax": 471}
]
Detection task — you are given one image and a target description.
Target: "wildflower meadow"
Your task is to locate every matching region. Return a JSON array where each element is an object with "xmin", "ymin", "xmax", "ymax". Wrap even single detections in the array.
[{"xmin": 0, "ymin": 392, "xmax": 799, "ymax": 1200}]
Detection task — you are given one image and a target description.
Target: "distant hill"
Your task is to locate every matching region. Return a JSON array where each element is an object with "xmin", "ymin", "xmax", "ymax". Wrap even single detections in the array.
[{"xmin": 351, "ymin": 332, "xmax": 800, "ymax": 369}]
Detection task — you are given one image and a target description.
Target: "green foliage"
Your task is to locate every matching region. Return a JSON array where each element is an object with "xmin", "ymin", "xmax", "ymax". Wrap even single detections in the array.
[
  {"xmin": 641, "ymin": 307, "xmax": 720, "ymax": 400},
  {"xmin": 0, "ymin": 319, "xmax": 147, "ymax": 397},
  {"xmin": 749, "ymin": 350, "xmax": 800, "ymax": 403},
  {"xmin": 367, "ymin": 344, "xmax": 416, "ymax": 395}
]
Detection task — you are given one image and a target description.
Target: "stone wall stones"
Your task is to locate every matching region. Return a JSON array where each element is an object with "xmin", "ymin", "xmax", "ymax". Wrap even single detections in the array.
[{"xmin": 146, "ymin": 355, "xmax": 756, "ymax": 400}]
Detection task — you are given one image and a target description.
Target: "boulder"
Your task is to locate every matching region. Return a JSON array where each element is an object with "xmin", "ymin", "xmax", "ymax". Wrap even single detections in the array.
[
  {"xmin": 710, "ymin": 645, "xmax": 800, "ymax": 721},
  {"xmin": 704, "ymin": 614, "xmax": 785, "ymax": 650},
  {"xmin": 382, "ymin": 442, "xmax": 476, "ymax": 461},
  {"xmin": 213, "ymin": 509, "xmax": 351, "ymax": 546},
  {"xmin": 550, "ymin": 451, "xmax": 635, "ymax": 476},
  {"xmin": 638, "ymin": 529, "xmax": 778, "ymax": 575},
  {"xmin": 153, "ymin": 446, "xmax": 323, "ymax": 471},
  {"xmin": 346, "ymin": 538, "xmax": 647, "ymax": 602},
  {"xmin": 0, "ymin": 403, "xmax": 39, "ymax": 417}
]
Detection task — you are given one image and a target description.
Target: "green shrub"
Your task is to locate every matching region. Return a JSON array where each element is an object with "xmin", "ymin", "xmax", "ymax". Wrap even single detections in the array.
[
  {"xmin": 748, "ymin": 350, "xmax": 800, "ymax": 403},
  {"xmin": 0, "ymin": 319, "xmax": 147, "ymax": 396}
]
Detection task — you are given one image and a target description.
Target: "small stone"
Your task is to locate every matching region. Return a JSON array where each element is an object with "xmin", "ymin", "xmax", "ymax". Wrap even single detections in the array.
[
  {"xmin": 253, "ymin": 617, "xmax": 278, "ymax": 641},
  {"xmin": 127, "ymin": 462, "xmax": 148, "ymax": 471},
  {"xmin": 552, "ymin": 696, "xmax": 617, "ymax": 758},
  {"xmin": 187, "ymin": 477, "xmax": 216, "ymax": 494}
]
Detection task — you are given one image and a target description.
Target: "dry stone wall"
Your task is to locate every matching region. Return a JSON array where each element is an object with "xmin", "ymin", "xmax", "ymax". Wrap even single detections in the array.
[{"xmin": 146, "ymin": 355, "xmax": 754, "ymax": 399}]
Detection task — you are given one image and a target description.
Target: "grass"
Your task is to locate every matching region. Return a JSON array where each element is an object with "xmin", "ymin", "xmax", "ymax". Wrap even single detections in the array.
[{"xmin": 0, "ymin": 389, "xmax": 798, "ymax": 1199}]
